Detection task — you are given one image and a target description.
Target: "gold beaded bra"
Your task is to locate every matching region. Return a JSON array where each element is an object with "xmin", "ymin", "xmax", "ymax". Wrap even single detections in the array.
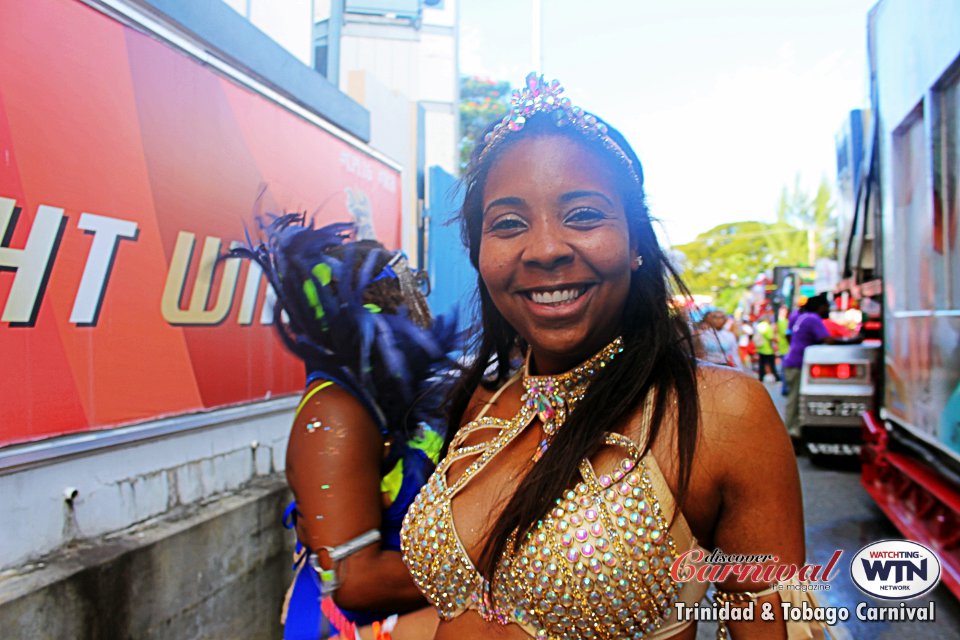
[{"xmin": 400, "ymin": 339, "xmax": 709, "ymax": 639}]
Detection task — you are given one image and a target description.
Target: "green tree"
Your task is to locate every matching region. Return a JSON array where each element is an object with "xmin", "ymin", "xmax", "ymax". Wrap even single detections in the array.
[
  {"xmin": 776, "ymin": 176, "xmax": 838, "ymax": 260},
  {"xmin": 673, "ymin": 221, "xmax": 809, "ymax": 312},
  {"xmin": 459, "ymin": 76, "xmax": 511, "ymax": 172}
]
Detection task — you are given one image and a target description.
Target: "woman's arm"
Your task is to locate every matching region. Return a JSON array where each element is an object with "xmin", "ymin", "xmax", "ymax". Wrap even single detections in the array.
[
  {"xmin": 351, "ymin": 607, "xmax": 440, "ymax": 640},
  {"xmin": 703, "ymin": 375, "xmax": 806, "ymax": 639},
  {"xmin": 286, "ymin": 380, "xmax": 426, "ymax": 613}
]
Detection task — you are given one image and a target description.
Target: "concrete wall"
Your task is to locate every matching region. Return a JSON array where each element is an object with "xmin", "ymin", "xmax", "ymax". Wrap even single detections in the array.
[
  {"xmin": 0, "ymin": 476, "xmax": 293, "ymax": 640},
  {"xmin": 1, "ymin": 398, "xmax": 295, "ymax": 571}
]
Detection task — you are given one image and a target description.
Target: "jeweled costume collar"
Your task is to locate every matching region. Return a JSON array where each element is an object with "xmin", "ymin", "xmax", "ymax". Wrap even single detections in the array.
[{"xmin": 520, "ymin": 336, "xmax": 624, "ymax": 461}]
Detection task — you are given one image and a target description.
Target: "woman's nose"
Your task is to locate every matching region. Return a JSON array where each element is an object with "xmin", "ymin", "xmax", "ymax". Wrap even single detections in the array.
[{"xmin": 521, "ymin": 219, "xmax": 574, "ymax": 270}]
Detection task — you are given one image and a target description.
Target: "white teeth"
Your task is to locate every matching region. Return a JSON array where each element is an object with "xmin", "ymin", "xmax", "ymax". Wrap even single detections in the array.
[{"xmin": 530, "ymin": 288, "xmax": 583, "ymax": 305}]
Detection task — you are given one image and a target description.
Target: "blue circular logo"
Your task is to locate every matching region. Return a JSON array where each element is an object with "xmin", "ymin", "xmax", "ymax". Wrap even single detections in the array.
[{"xmin": 849, "ymin": 539, "xmax": 941, "ymax": 600}]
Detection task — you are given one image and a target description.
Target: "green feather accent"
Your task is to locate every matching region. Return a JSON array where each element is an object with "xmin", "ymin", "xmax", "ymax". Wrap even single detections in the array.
[
  {"xmin": 409, "ymin": 429, "xmax": 444, "ymax": 464},
  {"xmin": 380, "ymin": 459, "xmax": 404, "ymax": 503},
  {"xmin": 302, "ymin": 263, "xmax": 333, "ymax": 319}
]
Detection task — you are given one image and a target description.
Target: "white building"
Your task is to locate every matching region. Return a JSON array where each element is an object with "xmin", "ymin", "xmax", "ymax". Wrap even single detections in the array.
[{"xmin": 226, "ymin": 0, "xmax": 461, "ymax": 265}]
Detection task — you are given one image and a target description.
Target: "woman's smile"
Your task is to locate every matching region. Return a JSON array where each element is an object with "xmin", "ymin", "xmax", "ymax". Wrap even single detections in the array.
[
  {"xmin": 517, "ymin": 283, "xmax": 594, "ymax": 318},
  {"xmin": 478, "ymin": 134, "xmax": 638, "ymax": 373}
]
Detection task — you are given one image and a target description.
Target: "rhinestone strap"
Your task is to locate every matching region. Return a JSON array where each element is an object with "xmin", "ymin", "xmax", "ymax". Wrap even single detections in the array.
[
  {"xmin": 401, "ymin": 341, "xmax": 692, "ymax": 638},
  {"xmin": 713, "ymin": 585, "xmax": 781, "ymax": 640}
]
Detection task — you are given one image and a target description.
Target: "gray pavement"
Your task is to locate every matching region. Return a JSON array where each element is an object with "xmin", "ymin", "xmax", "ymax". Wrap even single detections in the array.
[
  {"xmin": 693, "ymin": 377, "xmax": 960, "ymax": 638},
  {"xmin": 764, "ymin": 380, "xmax": 958, "ymax": 639}
]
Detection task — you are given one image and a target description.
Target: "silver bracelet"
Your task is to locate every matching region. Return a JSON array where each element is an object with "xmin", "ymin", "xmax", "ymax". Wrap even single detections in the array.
[
  {"xmin": 326, "ymin": 528, "xmax": 382, "ymax": 561},
  {"xmin": 311, "ymin": 529, "xmax": 382, "ymax": 595}
]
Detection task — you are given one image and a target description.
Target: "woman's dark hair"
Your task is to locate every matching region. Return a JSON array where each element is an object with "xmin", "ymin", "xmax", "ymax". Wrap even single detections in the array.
[
  {"xmin": 228, "ymin": 219, "xmax": 443, "ymax": 449},
  {"xmin": 447, "ymin": 114, "xmax": 701, "ymax": 585},
  {"xmin": 323, "ymin": 240, "xmax": 432, "ymax": 330},
  {"xmin": 802, "ymin": 292, "xmax": 830, "ymax": 313}
]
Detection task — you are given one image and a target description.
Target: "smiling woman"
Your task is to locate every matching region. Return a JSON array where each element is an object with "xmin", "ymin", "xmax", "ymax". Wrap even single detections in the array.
[
  {"xmin": 479, "ymin": 135, "xmax": 635, "ymax": 372},
  {"xmin": 396, "ymin": 73, "xmax": 828, "ymax": 640}
]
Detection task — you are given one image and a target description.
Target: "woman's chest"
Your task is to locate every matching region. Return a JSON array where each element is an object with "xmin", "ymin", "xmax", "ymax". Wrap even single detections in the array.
[{"xmin": 445, "ymin": 425, "xmax": 544, "ymax": 562}]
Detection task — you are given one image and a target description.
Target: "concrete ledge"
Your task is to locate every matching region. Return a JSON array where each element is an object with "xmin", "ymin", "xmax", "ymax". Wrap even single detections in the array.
[
  {"xmin": 1, "ymin": 400, "xmax": 294, "ymax": 570},
  {"xmin": 0, "ymin": 476, "xmax": 294, "ymax": 640}
]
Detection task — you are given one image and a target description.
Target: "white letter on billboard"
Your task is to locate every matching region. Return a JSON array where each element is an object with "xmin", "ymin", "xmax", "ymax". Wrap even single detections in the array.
[
  {"xmin": 0, "ymin": 198, "xmax": 65, "ymax": 324},
  {"xmin": 70, "ymin": 213, "xmax": 139, "ymax": 325},
  {"xmin": 237, "ymin": 256, "xmax": 263, "ymax": 325}
]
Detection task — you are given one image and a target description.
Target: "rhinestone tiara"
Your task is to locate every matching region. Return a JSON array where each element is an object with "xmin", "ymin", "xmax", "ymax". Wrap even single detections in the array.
[{"xmin": 477, "ymin": 72, "xmax": 641, "ymax": 184}]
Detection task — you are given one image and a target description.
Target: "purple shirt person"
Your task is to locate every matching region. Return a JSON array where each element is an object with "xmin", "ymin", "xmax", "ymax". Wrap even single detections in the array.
[
  {"xmin": 783, "ymin": 293, "xmax": 833, "ymax": 441},
  {"xmin": 786, "ymin": 308, "xmax": 801, "ymax": 340},
  {"xmin": 782, "ymin": 312, "xmax": 830, "ymax": 369}
]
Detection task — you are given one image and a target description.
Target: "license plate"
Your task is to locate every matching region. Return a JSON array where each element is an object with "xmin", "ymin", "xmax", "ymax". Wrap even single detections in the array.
[
  {"xmin": 805, "ymin": 400, "xmax": 866, "ymax": 417},
  {"xmin": 806, "ymin": 442, "xmax": 862, "ymax": 456}
]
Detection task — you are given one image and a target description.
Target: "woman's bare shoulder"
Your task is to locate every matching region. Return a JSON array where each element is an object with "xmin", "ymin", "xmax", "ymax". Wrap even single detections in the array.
[
  {"xmin": 694, "ymin": 363, "xmax": 795, "ymax": 476},
  {"xmin": 694, "ymin": 367, "xmax": 805, "ymax": 571},
  {"xmin": 286, "ymin": 380, "xmax": 382, "ymax": 471},
  {"xmin": 294, "ymin": 379, "xmax": 378, "ymax": 428}
]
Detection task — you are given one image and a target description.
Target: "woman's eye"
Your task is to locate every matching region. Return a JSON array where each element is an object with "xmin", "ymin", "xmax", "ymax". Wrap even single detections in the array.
[
  {"xmin": 565, "ymin": 208, "xmax": 605, "ymax": 225},
  {"xmin": 488, "ymin": 216, "xmax": 526, "ymax": 232}
]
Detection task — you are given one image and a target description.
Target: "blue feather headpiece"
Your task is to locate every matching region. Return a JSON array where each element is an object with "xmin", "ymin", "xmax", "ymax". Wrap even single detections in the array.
[{"xmin": 228, "ymin": 214, "xmax": 459, "ymax": 442}]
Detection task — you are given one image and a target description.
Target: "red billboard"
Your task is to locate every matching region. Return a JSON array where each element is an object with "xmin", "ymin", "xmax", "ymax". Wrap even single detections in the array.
[{"xmin": 0, "ymin": 0, "xmax": 402, "ymax": 445}]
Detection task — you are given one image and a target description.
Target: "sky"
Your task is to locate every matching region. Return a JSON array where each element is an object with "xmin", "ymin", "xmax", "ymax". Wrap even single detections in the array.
[{"xmin": 458, "ymin": 0, "xmax": 878, "ymax": 247}]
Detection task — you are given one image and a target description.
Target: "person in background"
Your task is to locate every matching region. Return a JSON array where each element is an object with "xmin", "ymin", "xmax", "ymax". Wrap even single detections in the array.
[
  {"xmin": 823, "ymin": 315, "xmax": 857, "ymax": 339},
  {"xmin": 754, "ymin": 310, "xmax": 781, "ymax": 383},
  {"xmin": 786, "ymin": 295, "xmax": 807, "ymax": 343},
  {"xmin": 777, "ymin": 306, "xmax": 791, "ymax": 396},
  {"xmin": 231, "ymin": 216, "xmax": 456, "ymax": 640},
  {"xmin": 693, "ymin": 306, "xmax": 744, "ymax": 369},
  {"xmin": 782, "ymin": 293, "xmax": 835, "ymax": 447},
  {"xmin": 738, "ymin": 318, "xmax": 755, "ymax": 370}
]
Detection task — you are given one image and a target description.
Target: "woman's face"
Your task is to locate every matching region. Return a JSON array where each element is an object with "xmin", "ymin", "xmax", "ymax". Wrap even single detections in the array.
[
  {"xmin": 478, "ymin": 134, "xmax": 638, "ymax": 374},
  {"xmin": 708, "ymin": 311, "xmax": 727, "ymax": 330}
]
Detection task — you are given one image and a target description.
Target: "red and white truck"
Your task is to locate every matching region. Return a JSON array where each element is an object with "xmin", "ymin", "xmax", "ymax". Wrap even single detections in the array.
[{"xmin": 835, "ymin": 0, "xmax": 960, "ymax": 599}]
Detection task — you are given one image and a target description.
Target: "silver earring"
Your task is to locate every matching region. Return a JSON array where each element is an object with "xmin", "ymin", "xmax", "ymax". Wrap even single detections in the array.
[{"xmin": 634, "ymin": 255, "xmax": 644, "ymax": 268}]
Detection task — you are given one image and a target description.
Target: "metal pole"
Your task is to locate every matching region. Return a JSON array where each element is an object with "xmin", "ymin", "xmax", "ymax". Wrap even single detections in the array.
[
  {"xmin": 328, "ymin": 0, "xmax": 344, "ymax": 86},
  {"xmin": 531, "ymin": 0, "xmax": 542, "ymax": 71}
]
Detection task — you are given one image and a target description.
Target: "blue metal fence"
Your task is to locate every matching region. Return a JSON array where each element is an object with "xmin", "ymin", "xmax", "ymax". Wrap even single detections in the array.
[{"xmin": 425, "ymin": 166, "xmax": 473, "ymax": 335}]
